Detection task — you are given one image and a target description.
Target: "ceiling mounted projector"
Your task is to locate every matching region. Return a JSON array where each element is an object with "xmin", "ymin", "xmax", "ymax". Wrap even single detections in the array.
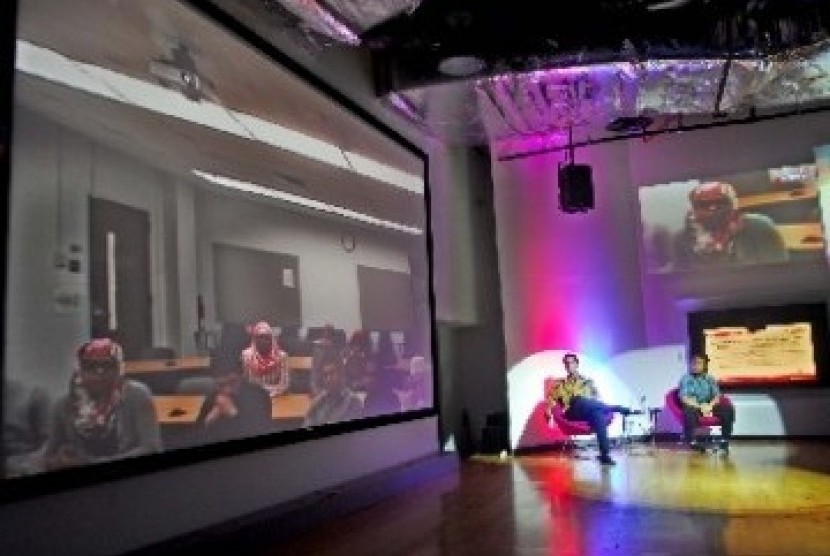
[{"xmin": 149, "ymin": 42, "xmax": 212, "ymax": 102}]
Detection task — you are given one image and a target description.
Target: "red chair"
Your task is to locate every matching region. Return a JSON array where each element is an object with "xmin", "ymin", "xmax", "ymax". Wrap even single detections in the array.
[
  {"xmin": 665, "ymin": 387, "xmax": 733, "ymax": 443},
  {"xmin": 543, "ymin": 377, "xmax": 615, "ymax": 454},
  {"xmin": 547, "ymin": 402, "xmax": 615, "ymax": 455}
]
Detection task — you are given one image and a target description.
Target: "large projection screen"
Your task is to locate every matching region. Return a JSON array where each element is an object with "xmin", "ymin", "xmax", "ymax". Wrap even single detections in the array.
[{"xmin": 3, "ymin": 0, "xmax": 436, "ymax": 487}]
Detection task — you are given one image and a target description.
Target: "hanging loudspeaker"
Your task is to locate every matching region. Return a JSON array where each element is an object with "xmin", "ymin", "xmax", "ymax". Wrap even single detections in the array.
[{"xmin": 558, "ymin": 164, "xmax": 594, "ymax": 213}]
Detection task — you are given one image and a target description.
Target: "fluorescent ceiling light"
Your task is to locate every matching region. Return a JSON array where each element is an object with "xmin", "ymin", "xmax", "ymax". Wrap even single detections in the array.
[
  {"xmin": 277, "ymin": 0, "xmax": 361, "ymax": 45},
  {"xmin": 192, "ymin": 169, "xmax": 423, "ymax": 235},
  {"xmin": 14, "ymin": 40, "xmax": 423, "ymax": 194}
]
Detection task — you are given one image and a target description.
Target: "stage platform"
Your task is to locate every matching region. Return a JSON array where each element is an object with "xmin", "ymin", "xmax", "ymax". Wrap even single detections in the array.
[{"xmin": 132, "ymin": 440, "xmax": 830, "ymax": 556}]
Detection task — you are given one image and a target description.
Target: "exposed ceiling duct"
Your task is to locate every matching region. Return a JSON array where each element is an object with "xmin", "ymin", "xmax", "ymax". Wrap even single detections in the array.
[
  {"xmin": 206, "ymin": 0, "xmax": 830, "ymax": 149},
  {"xmin": 272, "ymin": 0, "xmax": 422, "ymax": 44},
  {"xmin": 361, "ymin": 1, "xmax": 830, "ymax": 91}
]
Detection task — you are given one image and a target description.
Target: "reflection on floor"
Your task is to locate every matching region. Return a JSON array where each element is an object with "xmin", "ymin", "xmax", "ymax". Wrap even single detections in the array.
[{"xmin": 170, "ymin": 441, "xmax": 830, "ymax": 556}]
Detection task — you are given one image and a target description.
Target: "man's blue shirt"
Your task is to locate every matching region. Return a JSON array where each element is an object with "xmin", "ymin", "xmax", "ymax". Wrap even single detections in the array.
[{"xmin": 678, "ymin": 373, "xmax": 720, "ymax": 403}]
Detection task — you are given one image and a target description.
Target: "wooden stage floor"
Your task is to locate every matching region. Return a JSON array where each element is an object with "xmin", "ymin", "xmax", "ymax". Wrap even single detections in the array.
[{"xmin": 214, "ymin": 441, "xmax": 830, "ymax": 556}]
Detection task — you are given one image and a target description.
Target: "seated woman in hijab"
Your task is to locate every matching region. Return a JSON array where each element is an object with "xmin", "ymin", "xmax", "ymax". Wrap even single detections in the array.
[
  {"xmin": 672, "ymin": 181, "xmax": 789, "ymax": 269},
  {"xmin": 41, "ymin": 338, "xmax": 162, "ymax": 471},
  {"xmin": 241, "ymin": 321, "xmax": 290, "ymax": 397}
]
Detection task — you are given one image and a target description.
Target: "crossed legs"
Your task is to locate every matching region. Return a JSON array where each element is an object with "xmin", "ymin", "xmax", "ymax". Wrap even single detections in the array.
[{"xmin": 566, "ymin": 396, "xmax": 629, "ymax": 463}]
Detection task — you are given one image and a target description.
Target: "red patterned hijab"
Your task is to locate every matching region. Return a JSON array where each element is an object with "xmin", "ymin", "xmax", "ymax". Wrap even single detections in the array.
[
  {"xmin": 71, "ymin": 338, "xmax": 125, "ymax": 437},
  {"xmin": 243, "ymin": 321, "xmax": 282, "ymax": 377},
  {"xmin": 686, "ymin": 181, "xmax": 744, "ymax": 255}
]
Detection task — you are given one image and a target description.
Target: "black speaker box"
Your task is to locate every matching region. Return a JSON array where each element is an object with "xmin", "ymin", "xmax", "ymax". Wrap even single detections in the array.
[
  {"xmin": 558, "ymin": 164, "xmax": 594, "ymax": 212},
  {"xmin": 480, "ymin": 425, "xmax": 509, "ymax": 455}
]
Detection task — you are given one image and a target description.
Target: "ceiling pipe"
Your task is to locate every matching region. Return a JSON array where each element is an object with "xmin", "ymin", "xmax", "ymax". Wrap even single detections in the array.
[
  {"xmin": 712, "ymin": 57, "xmax": 732, "ymax": 116},
  {"xmin": 497, "ymin": 103, "xmax": 830, "ymax": 161},
  {"xmin": 712, "ymin": 12, "xmax": 734, "ymax": 117}
]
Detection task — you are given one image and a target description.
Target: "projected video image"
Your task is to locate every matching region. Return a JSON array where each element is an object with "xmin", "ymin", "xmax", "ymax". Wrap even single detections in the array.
[
  {"xmin": 639, "ymin": 162, "xmax": 825, "ymax": 273},
  {"xmin": 4, "ymin": 0, "xmax": 434, "ymax": 479}
]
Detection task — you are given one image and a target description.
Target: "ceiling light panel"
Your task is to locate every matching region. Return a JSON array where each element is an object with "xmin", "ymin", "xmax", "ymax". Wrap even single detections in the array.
[{"xmin": 15, "ymin": 40, "xmax": 423, "ymax": 194}]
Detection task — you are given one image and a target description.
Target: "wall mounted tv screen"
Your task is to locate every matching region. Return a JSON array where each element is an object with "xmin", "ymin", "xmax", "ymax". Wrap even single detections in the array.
[
  {"xmin": 3, "ymin": 0, "xmax": 436, "ymax": 484},
  {"xmin": 688, "ymin": 303, "xmax": 829, "ymax": 388}
]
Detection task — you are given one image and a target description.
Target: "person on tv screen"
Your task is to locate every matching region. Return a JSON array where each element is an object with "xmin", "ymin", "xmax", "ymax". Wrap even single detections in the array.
[
  {"xmin": 303, "ymin": 354, "xmax": 363, "ymax": 427},
  {"xmin": 341, "ymin": 329, "xmax": 374, "ymax": 391},
  {"xmin": 198, "ymin": 349, "xmax": 274, "ymax": 442},
  {"xmin": 546, "ymin": 353, "xmax": 634, "ymax": 466},
  {"xmin": 41, "ymin": 338, "xmax": 162, "ymax": 471},
  {"xmin": 4, "ymin": 378, "xmax": 52, "ymax": 477},
  {"xmin": 401, "ymin": 356, "xmax": 431, "ymax": 411},
  {"xmin": 310, "ymin": 324, "xmax": 340, "ymax": 396},
  {"xmin": 672, "ymin": 181, "xmax": 788, "ymax": 269},
  {"xmin": 241, "ymin": 320, "xmax": 290, "ymax": 397},
  {"xmin": 678, "ymin": 353, "xmax": 735, "ymax": 453},
  {"xmin": 362, "ymin": 356, "xmax": 402, "ymax": 418}
]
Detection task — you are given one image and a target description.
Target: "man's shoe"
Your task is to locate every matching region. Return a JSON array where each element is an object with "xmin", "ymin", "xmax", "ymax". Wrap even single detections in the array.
[
  {"xmin": 688, "ymin": 441, "xmax": 706, "ymax": 453},
  {"xmin": 719, "ymin": 441, "xmax": 730, "ymax": 455},
  {"xmin": 597, "ymin": 454, "xmax": 616, "ymax": 466}
]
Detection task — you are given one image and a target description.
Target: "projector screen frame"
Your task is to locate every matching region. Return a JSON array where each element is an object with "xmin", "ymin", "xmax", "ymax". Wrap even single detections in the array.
[{"xmin": 0, "ymin": 0, "xmax": 442, "ymax": 502}]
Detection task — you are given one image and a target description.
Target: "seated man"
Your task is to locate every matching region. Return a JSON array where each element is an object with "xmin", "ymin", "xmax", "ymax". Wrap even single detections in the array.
[
  {"xmin": 679, "ymin": 353, "xmax": 735, "ymax": 453},
  {"xmin": 341, "ymin": 329, "xmax": 373, "ymax": 391},
  {"xmin": 304, "ymin": 355, "xmax": 363, "ymax": 427},
  {"xmin": 198, "ymin": 349, "xmax": 273, "ymax": 443},
  {"xmin": 546, "ymin": 352, "xmax": 632, "ymax": 466},
  {"xmin": 41, "ymin": 339, "xmax": 162, "ymax": 471},
  {"xmin": 310, "ymin": 324, "xmax": 340, "ymax": 396}
]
